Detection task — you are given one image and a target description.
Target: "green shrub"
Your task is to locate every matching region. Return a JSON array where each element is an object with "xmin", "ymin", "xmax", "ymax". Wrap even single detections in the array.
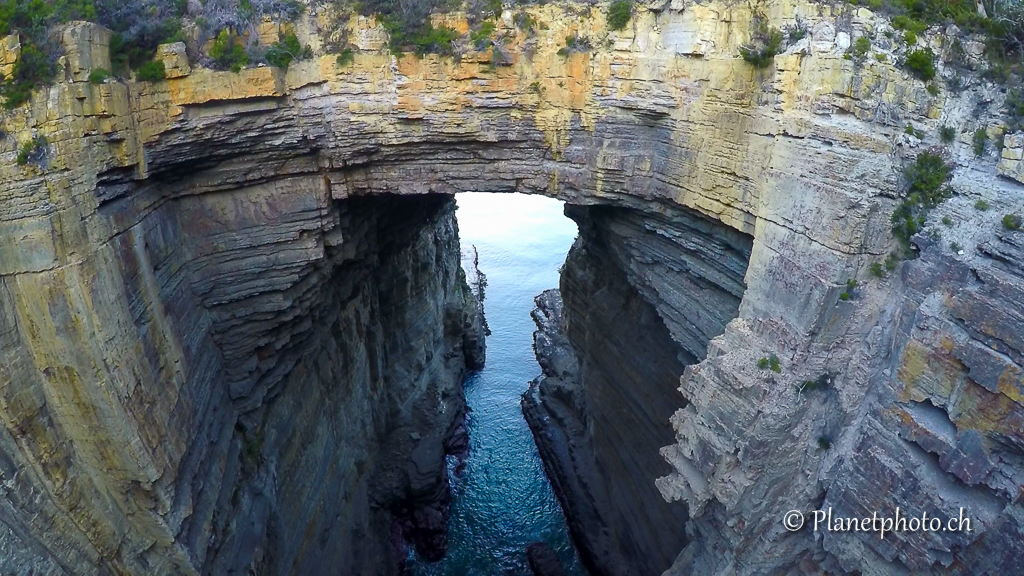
[
  {"xmin": 135, "ymin": 60, "xmax": 165, "ymax": 82},
  {"xmin": 606, "ymin": 0, "xmax": 632, "ymax": 31},
  {"xmin": 904, "ymin": 30, "xmax": 917, "ymax": 45},
  {"xmin": 891, "ymin": 15, "xmax": 927, "ymax": 34},
  {"xmin": 942, "ymin": 215, "xmax": 953, "ymax": 226},
  {"xmin": 757, "ymin": 354, "xmax": 782, "ymax": 373},
  {"xmin": 904, "ymin": 48, "xmax": 936, "ymax": 81},
  {"xmin": 16, "ymin": 135, "xmax": 47, "ymax": 166},
  {"xmin": 875, "ymin": 53, "xmax": 887, "ymax": 62},
  {"xmin": 841, "ymin": 278, "xmax": 859, "ymax": 299},
  {"xmin": 359, "ymin": 0, "xmax": 457, "ymax": 56},
  {"xmin": 1, "ymin": 42, "xmax": 52, "ymax": 109},
  {"xmin": 739, "ymin": 26, "xmax": 784, "ymax": 68},
  {"xmin": 108, "ymin": 12, "xmax": 188, "ymax": 74},
  {"xmin": 1003, "ymin": 214, "xmax": 1023, "ymax": 231},
  {"xmin": 470, "ymin": 20, "xmax": 496, "ymax": 49},
  {"xmin": 849, "ymin": 36, "xmax": 871, "ymax": 62},
  {"xmin": 905, "ymin": 124, "xmax": 924, "ymax": 138},
  {"xmin": 950, "ymin": 241, "xmax": 963, "ymax": 252},
  {"xmin": 926, "ymin": 83, "xmax": 939, "ymax": 96},
  {"xmin": 885, "ymin": 253, "xmax": 899, "ymax": 271},
  {"xmin": 975, "ymin": 199, "xmax": 990, "ymax": 211},
  {"xmin": 88, "ymin": 67, "xmax": 109, "ymax": 84},
  {"xmin": 869, "ymin": 262, "xmax": 886, "ymax": 278},
  {"xmin": 336, "ymin": 48, "xmax": 354, "ymax": 67},
  {"xmin": 787, "ymin": 19, "xmax": 808, "ymax": 42},
  {"xmin": 266, "ymin": 33, "xmax": 311, "ymax": 70},
  {"xmin": 558, "ymin": 34, "xmax": 593, "ymax": 57},
  {"xmin": 1006, "ymin": 88, "xmax": 1024, "ymax": 132},
  {"xmin": 210, "ymin": 29, "xmax": 249, "ymax": 72},
  {"xmin": 514, "ymin": 11, "xmax": 537, "ymax": 32},
  {"xmin": 0, "ymin": 0, "xmax": 94, "ymax": 38},
  {"xmin": 891, "ymin": 152, "xmax": 952, "ymax": 247},
  {"xmin": 939, "ymin": 125, "xmax": 955, "ymax": 143},
  {"xmin": 382, "ymin": 15, "xmax": 459, "ymax": 57},
  {"xmin": 478, "ymin": 0, "xmax": 502, "ymax": 17},
  {"xmin": 973, "ymin": 128, "xmax": 988, "ymax": 156},
  {"xmin": 817, "ymin": 436, "xmax": 832, "ymax": 450}
]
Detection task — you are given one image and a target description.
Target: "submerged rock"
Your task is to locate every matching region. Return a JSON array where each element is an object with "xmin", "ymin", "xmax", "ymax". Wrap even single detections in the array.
[{"xmin": 526, "ymin": 542, "xmax": 567, "ymax": 576}]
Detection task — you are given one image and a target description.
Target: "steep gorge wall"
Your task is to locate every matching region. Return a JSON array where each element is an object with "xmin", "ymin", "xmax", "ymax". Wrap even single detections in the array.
[
  {"xmin": 1, "ymin": 187, "xmax": 485, "ymax": 575},
  {"xmin": 524, "ymin": 202, "xmax": 752, "ymax": 575},
  {"xmin": 0, "ymin": 0, "xmax": 1022, "ymax": 574}
]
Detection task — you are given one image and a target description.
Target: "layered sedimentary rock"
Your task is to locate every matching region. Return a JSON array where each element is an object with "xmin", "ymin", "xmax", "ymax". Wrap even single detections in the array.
[
  {"xmin": 0, "ymin": 189, "xmax": 485, "ymax": 575},
  {"xmin": 524, "ymin": 202, "xmax": 752, "ymax": 575},
  {"xmin": 0, "ymin": 0, "xmax": 1022, "ymax": 574}
]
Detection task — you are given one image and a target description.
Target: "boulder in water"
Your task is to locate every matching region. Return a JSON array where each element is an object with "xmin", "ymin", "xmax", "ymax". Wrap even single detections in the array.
[{"xmin": 526, "ymin": 542, "xmax": 567, "ymax": 576}]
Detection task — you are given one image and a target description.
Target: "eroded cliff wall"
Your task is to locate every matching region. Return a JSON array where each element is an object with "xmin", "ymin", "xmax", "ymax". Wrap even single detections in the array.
[
  {"xmin": 524, "ymin": 202, "xmax": 752, "ymax": 575},
  {"xmin": 0, "ymin": 0, "xmax": 1022, "ymax": 574},
  {"xmin": 0, "ymin": 188, "xmax": 485, "ymax": 575}
]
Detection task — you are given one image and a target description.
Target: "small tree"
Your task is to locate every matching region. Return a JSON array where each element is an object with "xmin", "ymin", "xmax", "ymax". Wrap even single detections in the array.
[
  {"xmin": 136, "ymin": 60, "xmax": 166, "ymax": 82},
  {"xmin": 973, "ymin": 128, "xmax": 988, "ymax": 157},
  {"xmin": 739, "ymin": 25, "xmax": 784, "ymax": 68},
  {"xmin": 265, "ymin": 33, "xmax": 312, "ymax": 70},
  {"xmin": 607, "ymin": 0, "xmax": 632, "ymax": 31},
  {"xmin": 210, "ymin": 29, "xmax": 250, "ymax": 72},
  {"xmin": 905, "ymin": 48, "xmax": 936, "ymax": 81}
]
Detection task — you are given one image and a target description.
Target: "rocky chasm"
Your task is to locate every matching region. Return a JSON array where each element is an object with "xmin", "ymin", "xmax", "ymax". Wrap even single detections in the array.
[{"xmin": 1, "ymin": 0, "xmax": 1024, "ymax": 575}]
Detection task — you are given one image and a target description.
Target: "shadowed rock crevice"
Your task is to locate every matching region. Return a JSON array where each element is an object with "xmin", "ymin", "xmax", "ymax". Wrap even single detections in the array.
[
  {"xmin": 524, "ymin": 202, "xmax": 753, "ymax": 576},
  {"xmin": 204, "ymin": 194, "xmax": 487, "ymax": 575},
  {"xmin": 0, "ymin": 190, "xmax": 485, "ymax": 576}
]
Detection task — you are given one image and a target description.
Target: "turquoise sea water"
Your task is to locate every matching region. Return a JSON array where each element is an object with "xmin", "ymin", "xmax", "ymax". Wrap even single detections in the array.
[{"xmin": 407, "ymin": 193, "xmax": 585, "ymax": 576}]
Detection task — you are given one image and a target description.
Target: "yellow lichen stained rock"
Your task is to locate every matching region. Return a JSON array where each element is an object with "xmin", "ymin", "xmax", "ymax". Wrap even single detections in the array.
[
  {"xmin": 60, "ymin": 22, "xmax": 112, "ymax": 82},
  {"xmin": 156, "ymin": 42, "xmax": 191, "ymax": 79},
  {"xmin": 999, "ymin": 132, "xmax": 1024, "ymax": 184},
  {"xmin": 0, "ymin": 33, "xmax": 20, "ymax": 80},
  {"xmin": 166, "ymin": 67, "xmax": 286, "ymax": 106}
]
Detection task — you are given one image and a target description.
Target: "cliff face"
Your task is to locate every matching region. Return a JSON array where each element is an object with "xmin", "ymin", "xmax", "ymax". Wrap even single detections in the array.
[
  {"xmin": 0, "ymin": 0, "xmax": 1022, "ymax": 574},
  {"xmin": 0, "ymin": 187, "xmax": 484, "ymax": 575},
  {"xmin": 524, "ymin": 202, "xmax": 752, "ymax": 575}
]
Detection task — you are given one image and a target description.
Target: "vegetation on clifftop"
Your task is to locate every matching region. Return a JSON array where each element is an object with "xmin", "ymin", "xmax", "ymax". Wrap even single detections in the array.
[
  {"xmin": 846, "ymin": 0, "xmax": 1023, "ymax": 80},
  {"xmin": 347, "ymin": 0, "xmax": 461, "ymax": 56},
  {"xmin": 0, "ymin": 0, "xmax": 186, "ymax": 107},
  {"xmin": 1, "ymin": 0, "xmax": 95, "ymax": 107},
  {"xmin": 2, "ymin": 0, "xmax": 1023, "ymax": 107}
]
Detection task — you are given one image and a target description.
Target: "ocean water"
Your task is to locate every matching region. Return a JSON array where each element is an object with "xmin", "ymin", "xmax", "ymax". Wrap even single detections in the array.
[{"xmin": 407, "ymin": 192, "xmax": 585, "ymax": 576}]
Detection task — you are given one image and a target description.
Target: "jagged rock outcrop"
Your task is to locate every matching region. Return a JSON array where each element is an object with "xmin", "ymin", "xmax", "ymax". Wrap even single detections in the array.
[{"xmin": 0, "ymin": 0, "xmax": 1022, "ymax": 574}]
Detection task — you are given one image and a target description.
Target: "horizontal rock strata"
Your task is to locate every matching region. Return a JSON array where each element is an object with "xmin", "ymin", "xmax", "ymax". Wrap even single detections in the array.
[
  {"xmin": 0, "ymin": 190, "xmax": 484, "ymax": 575},
  {"xmin": 0, "ymin": 0, "xmax": 1022, "ymax": 574}
]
